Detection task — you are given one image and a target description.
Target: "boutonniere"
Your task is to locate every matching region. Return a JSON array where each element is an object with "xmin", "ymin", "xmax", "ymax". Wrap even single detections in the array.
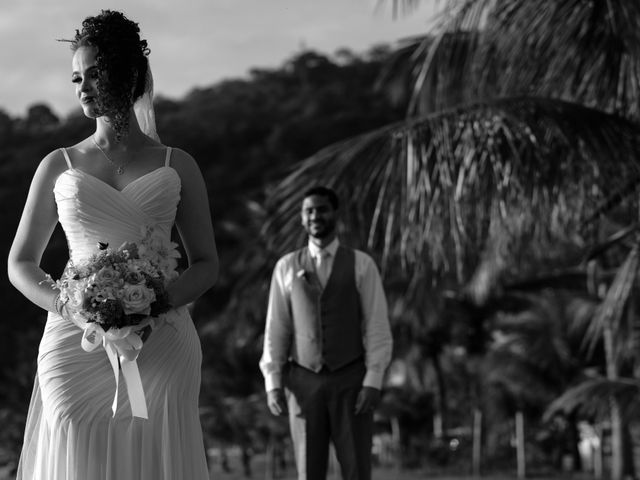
[{"xmin": 296, "ymin": 269, "xmax": 310, "ymax": 283}]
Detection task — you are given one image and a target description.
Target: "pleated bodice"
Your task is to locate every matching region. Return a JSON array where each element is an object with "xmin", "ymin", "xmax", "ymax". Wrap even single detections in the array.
[{"xmin": 53, "ymin": 166, "xmax": 180, "ymax": 263}]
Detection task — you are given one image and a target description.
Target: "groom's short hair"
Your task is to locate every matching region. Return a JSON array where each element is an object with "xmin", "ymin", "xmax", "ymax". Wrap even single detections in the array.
[{"xmin": 303, "ymin": 186, "xmax": 339, "ymax": 210}]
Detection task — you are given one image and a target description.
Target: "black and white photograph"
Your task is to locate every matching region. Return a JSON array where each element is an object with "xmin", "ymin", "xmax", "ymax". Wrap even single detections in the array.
[{"xmin": 1, "ymin": 1, "xmax": 640, "ymax": 479}]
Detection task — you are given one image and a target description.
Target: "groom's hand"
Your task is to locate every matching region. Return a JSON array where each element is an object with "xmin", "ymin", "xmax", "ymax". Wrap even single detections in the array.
[
  {"xmin": 355, "ymin": 386, "xmax": 380, "ymax": 415},
  {"xmin": 267, "ymin": 388, "xmax": 288, "ymax": 416}
]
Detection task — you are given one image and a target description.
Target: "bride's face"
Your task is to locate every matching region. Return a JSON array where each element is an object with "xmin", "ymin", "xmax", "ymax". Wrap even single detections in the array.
[{"xmin": 71, "ymin": 46, "xmax": 100, "ymax": 118}]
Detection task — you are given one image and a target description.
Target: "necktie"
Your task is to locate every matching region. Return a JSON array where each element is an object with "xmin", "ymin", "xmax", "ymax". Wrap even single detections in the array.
[{"xmin": 316, "ymin": 250, "xmax": 331, "ymax": 287}]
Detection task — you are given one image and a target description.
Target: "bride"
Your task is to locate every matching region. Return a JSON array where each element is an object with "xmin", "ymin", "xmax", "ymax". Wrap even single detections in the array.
[{"xmin": 8, "ymin": 9, "xmax": 218, "ymax": 480}]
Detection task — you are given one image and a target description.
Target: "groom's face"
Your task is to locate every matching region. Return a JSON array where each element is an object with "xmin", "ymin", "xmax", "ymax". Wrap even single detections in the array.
[{"xmin": 301, "ymin": 194, "xmax": 336, "ymax": 239}]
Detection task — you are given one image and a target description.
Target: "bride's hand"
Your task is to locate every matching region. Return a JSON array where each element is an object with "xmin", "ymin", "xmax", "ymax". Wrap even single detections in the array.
[{"xmin": 56, "ymin": 298, "xmax": 87, "ymax": 331}]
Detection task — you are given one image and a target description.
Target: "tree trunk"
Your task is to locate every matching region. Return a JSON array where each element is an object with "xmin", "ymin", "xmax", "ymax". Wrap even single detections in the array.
[
  {"xmin": 604, "ymin": 325, "xmax": 624, "ymax": 480},
  {"xmin": 610, "ymin": 397, "xmax": 624, "ymax": 480},
  {"xmin": 594, "ymin": 423, "xmax": 603, "ymax": 479},
  {"xmin": 242, "ymin": 445, "xmax": 252, "ymax": 478},
  {"xmin": 515, "ymin": 411, "xmax": 526, "ymax": 479},
  {"xmin": 623, "ymin": 422, "xmax": 636, "ymax": 479},
  {"xmin": 433, "ymin": 413, "xmax": 443, "ymax": 439},
  {"xmin": 431, "ymin": 353, "xmax": 447, "ymax": 439},
  {"xmin": 567, "ymin": 413, "xmax": 582, "ymax": 472},
  {"xmin": 390, "ymin": 415, "xmax": 402, "ymax": 471},
  {"xmin": 472, "ymin": 408, "xmax": 482, "ymax": 477}
]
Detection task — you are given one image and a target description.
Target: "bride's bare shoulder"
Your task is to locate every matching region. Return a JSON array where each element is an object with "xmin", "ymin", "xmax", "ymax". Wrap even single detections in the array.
[
  {"xmin": 40, "ymin": 148, "xmax": 68, "ymax": 169},
  {"xmin": 166, "ymin": 148, "xmax": 200, "ymax": 175},
  {"xmin": 33, "ymin": 148, "xmax": 74, "ymax": 185},
  {"xmin": 166, "ymin": 148, "xmax": 208, "ymax": 192}
]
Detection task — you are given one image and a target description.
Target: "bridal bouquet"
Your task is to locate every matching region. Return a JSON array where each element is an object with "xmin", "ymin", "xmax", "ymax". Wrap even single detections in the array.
[
  {"xmin": 52, "ymin": 225, "xmax": 181, "ymax": 418},
  {"xmin": 56, "ymin": 225, "xmax": 180, "ymax": 332}
]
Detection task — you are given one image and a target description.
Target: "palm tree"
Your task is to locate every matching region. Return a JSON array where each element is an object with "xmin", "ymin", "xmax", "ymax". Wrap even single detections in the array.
[
  {"xmin": 258, "ymin": 1, "xmax": 640, "ymax": 478},
  {"xmin": 388, "ymin": 285, "xmax": 452, "ymax": 436},
  {"xmin": 438, "ymin": 285, "xmax": 594, "ymax": 475},
  {"xmin": 484, "ymin": 292, "xmax": 590, "ymax": 471}
]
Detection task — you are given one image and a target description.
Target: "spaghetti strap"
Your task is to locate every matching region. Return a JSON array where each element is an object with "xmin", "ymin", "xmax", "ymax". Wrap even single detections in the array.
[
  {"xmin": 60, "ymin": 148, "xmax": 73, "ymax": 169},
  {"xmin": 164, "ymin": 147, "xmax": 172, "ymax": 167}
]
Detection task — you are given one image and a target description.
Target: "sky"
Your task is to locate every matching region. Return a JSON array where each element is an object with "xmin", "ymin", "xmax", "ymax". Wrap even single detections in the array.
[{"xmin": 1, "ymin": 0, "xmax": 437, "ymax": 118}]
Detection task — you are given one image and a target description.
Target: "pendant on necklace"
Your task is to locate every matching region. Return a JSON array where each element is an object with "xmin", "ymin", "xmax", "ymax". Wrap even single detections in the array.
[{"xmin": 92, "ymin": 137, "xmax": 128, "ymax": 175}]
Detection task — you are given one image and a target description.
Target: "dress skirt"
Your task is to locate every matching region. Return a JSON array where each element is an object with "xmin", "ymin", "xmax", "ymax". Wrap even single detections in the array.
[{"xmin": 16, "ymin": 307, "xmax": 210, "ymax": 480}]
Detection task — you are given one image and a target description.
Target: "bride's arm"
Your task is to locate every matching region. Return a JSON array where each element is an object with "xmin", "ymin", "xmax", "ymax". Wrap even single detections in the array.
[
  {"xmin": 169, "ymin": 149, "xmax": 219, "ymax": 308},
  {"xmin": 8, "ymin": 150, "xmax": 68, "ymax": 313}
]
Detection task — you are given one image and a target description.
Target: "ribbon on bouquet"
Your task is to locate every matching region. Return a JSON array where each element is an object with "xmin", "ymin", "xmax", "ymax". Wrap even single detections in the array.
[{"xmin": 80, "ymin": 319, "xmax": 155, "ymax": 419}]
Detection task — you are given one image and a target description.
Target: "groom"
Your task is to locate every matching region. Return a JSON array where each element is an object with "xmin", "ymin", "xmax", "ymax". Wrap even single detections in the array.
[{"xmin": 260, "ymin": 186, "xmax": 393, "ymax": 480}]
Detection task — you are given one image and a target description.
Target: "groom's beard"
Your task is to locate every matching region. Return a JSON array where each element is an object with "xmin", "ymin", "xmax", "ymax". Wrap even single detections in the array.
[{"xmin": 307, "ymin": 220, "xmax": 335, "ymax": 239}]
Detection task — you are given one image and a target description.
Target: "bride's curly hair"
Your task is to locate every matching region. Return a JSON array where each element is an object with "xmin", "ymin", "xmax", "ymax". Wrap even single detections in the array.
[{"xmin": 69, "ymin": 10, "xmax": 150, "ymax": 140}]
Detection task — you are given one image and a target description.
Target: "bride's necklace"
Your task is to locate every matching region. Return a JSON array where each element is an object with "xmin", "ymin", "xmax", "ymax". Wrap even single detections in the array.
[{"xmin": 92, "ymin": 137, "xmax": 130, "ymax": 175}]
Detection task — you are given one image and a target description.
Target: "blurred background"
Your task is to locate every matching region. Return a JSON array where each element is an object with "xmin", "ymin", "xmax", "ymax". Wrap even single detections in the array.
[{"xmin": 3, "ymin": 1, "xmax": 640, "ymax": 479}]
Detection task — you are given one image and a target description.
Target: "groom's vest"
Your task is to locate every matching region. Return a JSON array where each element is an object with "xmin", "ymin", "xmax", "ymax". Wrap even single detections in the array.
[{"xmin": 288, "ymin": 246, "xmax": 364, "ymax": 372}]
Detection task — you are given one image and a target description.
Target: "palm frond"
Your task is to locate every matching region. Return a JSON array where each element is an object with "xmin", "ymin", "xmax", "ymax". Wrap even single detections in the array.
[
  {"xmin": 485, "ymin": 349, "xmax": 558, "ymax": 409},
  {"xmin": 402, "ymin": 0, "xmax": 640, "ymax": 119},
  {"xmin": 583, "ymin": 239, "xmax": 640, "ymax": 363},
  {"xmin": 584, "ymin": 223, "xmax": 639, "ymax": 263},
  {"xmin": 491, "ymin": 293, "xmax": 580, "ymax": 377},
  {"xmin": 544, "ymin": 376, "xmax": 640, "ymax": 422},
  {"xmin": 262, "ymin": 96, "xmax": 640, "ymax": 289}
]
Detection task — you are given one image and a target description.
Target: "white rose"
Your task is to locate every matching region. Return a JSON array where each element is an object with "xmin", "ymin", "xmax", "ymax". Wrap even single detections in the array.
[
  {"xmin": 121, "ymin": 284, "xmax": 156, "ymax": 315},
  {"xmin": 92, "ymin": 267, "xmax": 121, "ymax": 288}
]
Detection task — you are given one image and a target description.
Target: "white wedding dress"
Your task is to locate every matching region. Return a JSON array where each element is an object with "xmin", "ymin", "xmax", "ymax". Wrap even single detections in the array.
[{"xmin": 16, "ymin": 147, "xmax": 210, "ymax": 480}]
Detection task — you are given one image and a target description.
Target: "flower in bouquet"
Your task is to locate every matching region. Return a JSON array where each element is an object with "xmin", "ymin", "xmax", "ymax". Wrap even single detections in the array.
[{"xmin": 138, "ymin": 225, "xmax": 181, "ymax": 281}]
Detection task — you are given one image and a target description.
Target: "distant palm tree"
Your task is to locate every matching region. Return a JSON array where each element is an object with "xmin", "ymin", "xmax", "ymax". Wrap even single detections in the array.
[
  {"xmin": 387, "ymin": 286, "xmax": 452, "ymax": 438},
  {"xmin": 485, "ymin": 292, "xmax": 590, "ymax": 467},
  {"xmin": 543, "ymin": 232, "xmax": 640, "ymax": 480}
]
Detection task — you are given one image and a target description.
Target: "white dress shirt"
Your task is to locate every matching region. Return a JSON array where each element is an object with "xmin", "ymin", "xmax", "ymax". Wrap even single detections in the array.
[{"xmin": 260, "ymin": 238, "xmax": 393, "ymax": 391}]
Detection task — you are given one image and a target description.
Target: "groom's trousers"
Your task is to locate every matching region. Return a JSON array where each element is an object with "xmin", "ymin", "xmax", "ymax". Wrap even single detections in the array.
[{"xmin": 284, "ymin": 360, "xmax": 373, "ymax": 480}]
